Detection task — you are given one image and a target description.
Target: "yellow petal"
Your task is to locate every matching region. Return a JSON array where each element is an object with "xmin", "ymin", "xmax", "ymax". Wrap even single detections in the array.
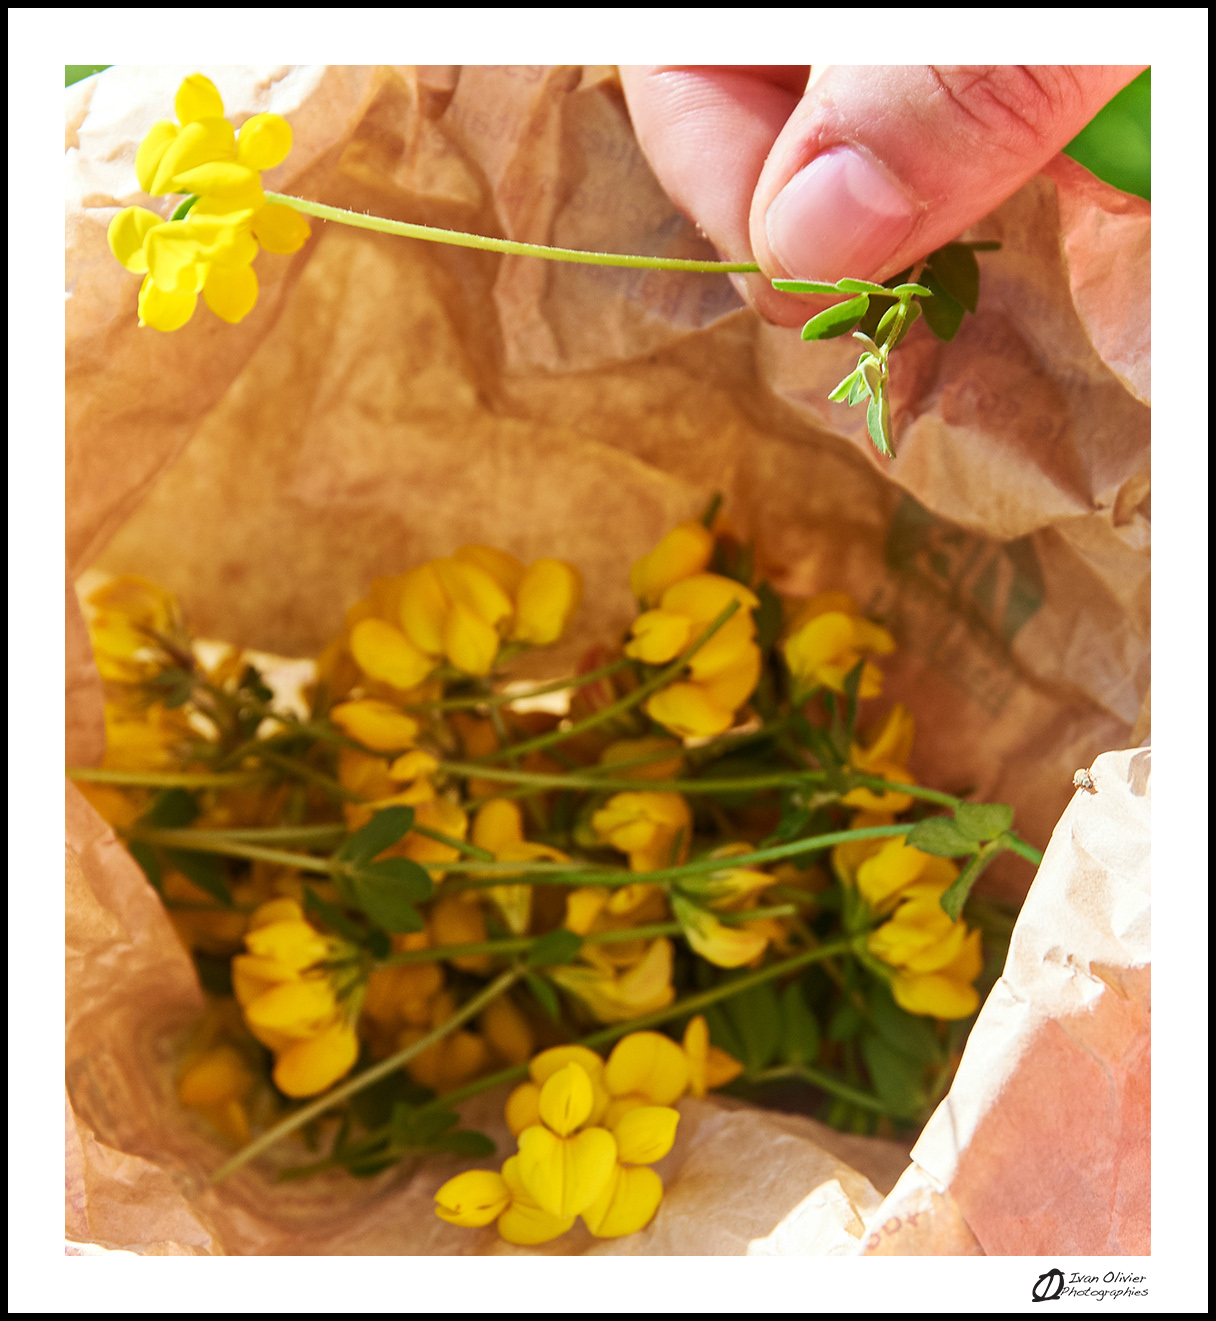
[
  {"xmin": 598, "ymin": 737, "xmax": 684, "ymax": 781},
  {"xmin": 604, "ymin": 1030, "xmax": 689, "ymax": 1105},
  {"xmin": 433, "ymin": 558, "xmax": 513, "ymax": 627},
  {"xmin": 630, "ymin": 522, "xmax": 714, "ymax": 606},
  {"xmin": 676, "ymin": 897, "xmax": 770, "ymax": 968},
  {"xmin": 512, "ymin": 559, "xmax": 582, "ymax": 645},
  {"xmin": 388, "ymin": 749, "xmax": 439, "ymax": 781},
  {"xmin": 496, "ymin": 1156, "xmax": 577, "ymax": 1245},
  {"xmin": 516, "ymin": 1124, "xmax": 617, "ymax": 1218},
  {"xmin": 612, "ymin": 1105, "xmax": 679, "ymax": 1164},
  {"xmin": 202, "ymin": 262, "xmax": 258, "ymax": 324},
  {"xmin": 244, "ymin": 977, "xmax": 336, "ymax": 1035},
  {"xmin": 330, "ymin": 699, "xmax": 420, "ymax": 753},
  {"xmin": 581, "ymin": 1163, "xmax": 664, "ymax": 1238},
  {"xmin": 891, "ymin": 971, "xmax": 980, "ymax": 1020},
  {"xmin": 137, "ymin": 274, "xmax": 197, "ymax": 331},
  {"xmin": 175, "ymin": 73, "xmax": 224, "ymax": 125},
  {"xmin": 231, "ymin": 953, "xmax": 298, "ymax": 1007},
  {"xmin": 151, "ymin": 117, "xmax": 236, "ymax": 194},
  {"xmin": 273, "ymin": 1023, "xmax": 359, "ymax": 1097},
  {"xmin": 199, "ymin": 1098, "xmax": 251, "ymax": 1145},
  {"xmin": 480, "ymin": 995, "xmax": 534, "ymax": 1067},
  {"xmin": 173, "ymin": 160, "xmax": 263, "ymax": 201},
  {"xmin": 682, "ymin": 1015, "xmax": 710, "ymax": 1098},
  {"xmin": 564, "ymin": 887, "xmax": 609, "ymax": 936},
  {"xmin": 430, "ymin": 893, "xmax": 490, "ymax": 973},
  {"xmin": 529, "ymin": 1044, "xmax": 605, "ymax": 1087},
  {"xmin": 684, "ymin": 611, "xmax": 756, "ymax": 683},
  {"xmin": 625, "ymin": 609, "xmax": 693, "ymax": 665},
  {"xmin": 144, "ymin": 221, "xmax": 210, "ymax": 296},
  {"xmin": 236, "ymin": 112, "xmax": 292, "ymax": 170},
  {"xmin": 250, "ymin": 200, "xmax": 311, "ymax": 253},
  {"xmin": 107, "ymin": 206, "xmax": 163, "ymax": 273},
  {"xmin": 783, "ymin": 611, "xmax": 856, "ymax": 687},
  {"xmin": 644, "ymin": 682, "xmax": 734, "ymax": 739},
  {"xmin": 135, "ymin": 120, "xmax": 178, "ymax": 194},
  {"xmin": 454, "ymin": 544, "xmax": 525, "ymax": 597},
  {"xmin": 244, "ymin": 919, "xmax": 329, "ymax": 971},
  {"xmin": 504, "ymin": 1082, "xmax": 543, "ymax": 1137},
  {"xmin": 941, "ymin": 926, "xmax": 984, "ymax": 984},
  {"xmin": 660, "ymin": 573, "xmax": 758, "ymax": 623},
  {"xmin": 855, "ymin": 838, "xmax": 927, "ymax": 909},
  {"xmin": 349, "ymin": 618, "xmax": 435, "ymax": 689},
  {"xmin": 177, "ymin": 1046, "xmax": 252, "ymax": 1108},
  {"xmin": 706, "ymin": 1044, "xmax": 746, "ymax": 1089},
  {"xmin": 538, "ymin": 1063, "xmax": 595, "ymax": 1137},
  {"xmin": 434, "ymin": 1169, "xmax": 511, "ymax": 1228},
  {"xmin": 248, "ymin": 898, "xmax": 304, "ymax": 930},
  {"xmin": 472, "ymin": 798, "xmax": 525, "ymax": 853},
  {"xmin": 442, "ymin": 599, "xmax": 501, "ymax": 675},
  {"xmin": 398, "ymin": 563, "xmax": 449, "ymax": 656}
]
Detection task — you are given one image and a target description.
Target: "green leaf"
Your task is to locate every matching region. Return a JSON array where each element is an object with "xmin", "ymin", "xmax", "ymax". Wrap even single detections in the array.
[
  {"xmin": 925, "ymin": 243, "xmax": 979, "ymax": 313},
  {"xmin": 724, "ymin": 980, "xmax": 782, "ymax": 1074},
  {"xmin": 780, "ymin": 982, "xmax": 821, "ymax": 1066},
  {"xmin": 834, "ymin": 278, "xmax": 893, "ymax": 296},
  {"xmin": 876, "ymin": 297, "xmax": 922, "ymax": 351},
  {"xmin": 953, "ymin": 802, "xmax": 1014, "ymax": 844},
  {"xmin": 890, "ymin": 282, "xmax": 933, "ymax": 297},
  {"xmin": 524, "ymin": 972, "xmax": 561, "ymax": 1021},
  {"xmin": 336, "ymin": 806, "xmax": 415, "ymax": 866},
  {"xmin": 526, "ymin": 928, "xmax": 583, "ymax": 967},
  {"xmin": 827, "ymin": 1000, "xmax": 864, "ymax": 1042},
  {"xmin": 391, "ymin": 1101, "xmax": 459, "ymax": 1146},
  {"xmin": 348, "ymin": 858, "xmax": 431, "ymax": 933},
  {"xmin": 918, "ymin": 272, "xmax": 966, "ymax": 341},
  {"xmin": 144, "ymin": 787, "xmax": 198, "ymax": 829},
  {"xmin": 865, "ymin": 390, "xmax": 892, "ymax": 457},
  {"xmin": 239, "ymin": 663, "xmax": 274, "ymax": 705},
  {"xmin": 904, "ymin": 816, "xmax": 974, "ymax": 858},
  {"xmin": 801, "ymin": 294, "xmax": 870, "ymax": 341},
  {"xmin": 703, "ymin": 1002, "xmax": 747, "ymax": 1062},
  {"xmin": 431, "ymin": 1129, "xmax": 497, "ymax": 1158},
  {"xmin": 751, "ymin": 580, "xmax": 784, "ymax": 653},
  {"xmin": 766, "ymin": 790, "xmax": 812, "ymax": 845},
  {"xmin": 868, "ymin": 982, "xmax": 942, "ymax": 1064},
  {"xmin": 827, "ymin": 367, "xmax": 864, "ymax": 403},
  {"xmin": 128, "ymin": 840, "xmax": 162, "ymax": 891},
  {"xmin": 771, "ymin": 278, "xmax": 840, "ymax": 295},
  {"xmin": 164, "ymin": 849, "xmax": 232, "ymax": 906},
  {"xmin": 845, "ymin": 373, "xmax": 868, "ymax": 406},
  {"xmin": 303, "ymin": 886, "xmax": 366, "ymax": 943},
  {"xmin": 860, "ymin": 1032, "xmax": 926, "ymax": 1117},
  {"xmin": 939, "ymin": 848, "xmax": 1002, "ymax": 922},
  {"xmin": 367, "ymin": 928, "xmax": 391, "ymax": 959}
]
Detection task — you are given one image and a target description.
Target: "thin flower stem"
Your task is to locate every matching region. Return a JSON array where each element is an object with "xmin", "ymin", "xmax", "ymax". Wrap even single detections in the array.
[
  {"xmin": 266, "ymin": 193, "xmax": 761, "ymax": 273},
  {"xmin": 425, "ymin": 937, "xmax": 858, "ymax": 1113},
  {"xmin": 257, "ymin": 750, "xmax": 363, "ymax": 803},
  {"xmin": 436, "ymin": 760, "xmax": 820, "ymax": 794},
  {"xmin": 748, "ymin": 1064, "xmax": 891, "ymax": 1114},
  {"xmin": 161, "ymin": 824, "xmax": 347, "ymax": 845},
  {"xmin": 127, "ymin": 829, "xmax": 335, "ymax": 874},
  {"xmin": 208, "ymin": 965, "xmax": 523, "ymax": 1183},
  {"xmin": 408, "ymin": 824, "xmax": 495, "ymax": 861},
  {"xmin": 402, "ymin": 656, "xmax": 635, "ymax": 713},
  {"xmin": 66, "ymin": 768, "xmax": 273, "ymax": 789},
  {"xmin": 472, "ymin": 601, "xmax": 741, "ymax": 765}
]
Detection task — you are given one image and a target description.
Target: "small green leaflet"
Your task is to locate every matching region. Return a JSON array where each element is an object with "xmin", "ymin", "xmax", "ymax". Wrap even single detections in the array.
[
  {"xmin": 525, "ymin": 972, "xmax": 561, "ymax": 1021},
  {"xmin": 771, "ymin": 278, "xmax": 840, "ymax": 295},
  {"xmin": 751, "ymin": 580, "xmax": 784, "ymax": 653},
  {"xmin": 923, "ymin": 243, "xmax": 979, "ymax": 313},
  {"xmin": 834, "ymin": 278, "xmax": 893, "ymax": 296},
  {"xmin": 526, "ymin": 928, "xmax": 583, "ymax": 967},
  {"xmin": 779, "ymin": 981, "xmax": 820, "ymax": 1067},
  {"xmin": 128, "ymin": 840, "xmax": 162, "ymax": 890},
  {"xmin": 336, "ymin": 805, "xmax": 415, "ymax": 866},
  {"xmin": 868, "ymin": 982, "xmax": 943, "ymax": 1064},
  {"xmin": 938, "ymin": 848, "xmax": 1002, "ymax": 922},
  {"xmin": 904, "ymin": 816, "xmax": 975, "ymax": 857},
  {"xmin": 801, "ymin": 294, "xmax": 870, "ymax": 340},
  {"xmin": 953, "ymin": 802, "xmax": 1014, "ymax": 844},
  {"xmin": 347, "ymin": 857, "xmax": 432, "ymax": 933},
  {"xmin": 860, "ymin": 1032, "xmax": 926, "ymax": 1118},
  {"xmin": 164, "ymin": 848, "xmax": 232, "ymax": 906},
  {"xmin": 918, "ymin": 271, "xmax": 965, "ymax": 341},
  {"xmin": 144, "ymin": 787, "xmax": 198, "ymax": 829},
  {"xmin": 723, "ymin": 980, "xmax": 782, "ymax": 1074},
  {"xmin": 303, "ymin": 885, "xmax": 366, "ymax": 943}
]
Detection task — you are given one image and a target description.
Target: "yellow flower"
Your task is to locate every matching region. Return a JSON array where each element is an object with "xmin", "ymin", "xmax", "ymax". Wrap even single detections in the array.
[
  {"xmin": 671, "ymin": 894, "xmax": 770, "ymax": 968},
  {"xmin": 630, "ymin": 522, "xmax": 715, "ymax": 606},
  {"xmin": 580, "ymin": 1162, "xmax": 665, "ymax": 1238},
  {"xmin": 832, "ymin": 826, "xmax": 959, "ymax": 915},
  {"xmin": 603, "ymin": 1030, "xmax": 689, "ymax": 1106},
  {"xmin": 480, "ymin": 995, "xmax": 535, "ymax": 1066},
  {"xmin": 782, "ymin": 591, "xmax": 895, "ymax": 698},
  {"xmin": 110, "ymin": 74, "xmax": 310, "ymax": 331},
  {"xmin": 273, "ymin": 1022, "xmax": 360, "ymax": 1098},
  {"xmin": 84, "ymin": 575, "xmax": 183, "ymax": 682},
  {"xmin": 496, "ymin": 1155, "xmax": 579, "ymax": 1245},
  {"xmin": 434, "ymin": 1169, "xmax": 512, "ymax": 1228},
  {"xmin": 513, "ymin": 559, "xmax": 583, "ymax": 646},
  {"xmin": 516, "ymin": 1065, "xmax": 618, "ymax": 1217},
  {"xmin": 329, "ymin": 699, "xmax": 420, "ymax": 753},
  {"xmin": 626, "ymin": 574, "xmax": 761, "ymax": 739},
  {"xmin": 429, "ymin": 893, "xmax": 491, "ymax": 973},
  {"xmin": 397, "ymin": 990, "xmax": 491, "ymax": 1091},
  {"xmin": 868, "ymin": 894, "xmax": 984, "ymax": 1021},
  {"xmin": 100, "ymin": 703, "xmax": 195, "ymax": 771},
  {"xmin": 471, "ymin": 798, "xmax": 569, "ymax": 935},
  {"xmin": 598, "ymin": 736, "xmax": 684, "ymax": 780},
  {"xmin": 681, "ymin": 1015, "xmax": 745, "ymax": 1097},
  {"xmin": 549, "ymin": 937, "xmax": 676, "ymax": 1023},
  {"xmin": 841, "ymin": 704, "xmax": 917, "ymax": 813},
  {"xmin": 177, "ymin": 1045, "xmax": 253, "ymax": 1144},
  {"xmin": 591, "ymin": 792, "xmax": 691, "ymax": 873}
]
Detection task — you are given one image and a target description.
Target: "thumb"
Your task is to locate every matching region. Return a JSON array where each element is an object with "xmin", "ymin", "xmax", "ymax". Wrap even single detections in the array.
[{"xmin": 752, "ymin": 65, "xmax": 1146, "ymax": 285}]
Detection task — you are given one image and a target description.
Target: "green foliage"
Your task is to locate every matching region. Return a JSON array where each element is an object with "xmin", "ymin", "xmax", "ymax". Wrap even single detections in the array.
[
  {"xmin": 346, "ymin": 858, "xmax": 432, "ymax": 933},
  {"xmin": 526, "ymin": 928, "xmax": 583, "ymax": 967},
  {"xmin": 164, "ymin": 848, "xmax": 232, "ymax": 907},
  {"xmin": 1065, "ymin": 69, "xmax": 1150, "ymax": 201},
  {"xmin": 524, "ymin": 971, "xmax": 562, "ymax": 1021},
  {"xmin": 66, "ymin": 65, "xmax": 110, "ymax": 86},
  {"xmin": 953, "ymin": 802, "xmax": 1014, "ymax": 844},
  {"xmin": 904, "ymin": 815, "xmax": 975, "ymax": 857},
  {"xmin": 335, "ymin": 806, "xmax": 415, "ymax": 866},
  {"xmin": 779, "ymin": 982, "xmax": 820, "ymax": 1066}
]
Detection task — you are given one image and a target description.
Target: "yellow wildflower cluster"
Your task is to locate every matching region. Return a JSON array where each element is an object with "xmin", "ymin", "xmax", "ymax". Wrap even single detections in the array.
[
  {"xmin": 108, "ymin": 74, "xmax": 311, "ymax": 331},
  {"xmin": 834, "ymin": 823, "xmax": 983, "ymax": 1019},
  {"xmin": 232, "ymin": 900, "xmax": 358, "ymax": 1098},
  {"xmin": 782, "ymin": 591, "xmax": 896, "ymax": 699},
  {"xmin": 434, "ymin": 1023, "xmax": 741, "ymax": 1244}
]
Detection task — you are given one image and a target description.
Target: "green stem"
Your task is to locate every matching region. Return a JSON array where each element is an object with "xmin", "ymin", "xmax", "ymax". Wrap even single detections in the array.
[
  {"xmin": 267, "ymin": 193, "xmax": 760, "ymax": 273},
  {"xmin": 436, "ymin": 760, "xmax": 818, "ymax": 795},
  {"xmin": 403, "ymin": 657, "xmax": 634, "ymax": 714},
  {"xmin": 749, "ymin": 1064, "xmax": 891, "ymax": 1114},
  {"xmin": 472, "ymin": 601, "xmax": 741, "ymax": 765},
  {"xmin": 67, "ymin": 768, "xmax": 272, "ymax": 789},
  {"xmin": 128, "ymin": 828, "xmax": 335, "ymax": 874},
  {"xmin": 257, "ymin": 750, "xmax": 364, "ymax": 803},
  {"xmin": 409, "ymin": 824, "xmax": 495, "ymax": 861},
  {"xmin": 427, "ymin": 937, "xmax": 858, "ymax": 1112},
  {"xmin": 161, "ymin": 824, "xmax": 346, "ymax": 845},
  {"xmin": 209, "ymin": 965, "xmax": 523, "ymax": 1183}
]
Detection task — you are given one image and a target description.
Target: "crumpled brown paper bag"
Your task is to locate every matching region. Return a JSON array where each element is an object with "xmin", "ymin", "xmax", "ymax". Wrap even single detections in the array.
[{"xmin": 65, "ymin": 65, "xmax": 1149, "ymax": 1255}]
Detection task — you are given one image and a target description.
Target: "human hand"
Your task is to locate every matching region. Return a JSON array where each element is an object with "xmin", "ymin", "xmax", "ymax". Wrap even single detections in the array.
[{"xmin": 620, "ymin": 65, "xmax": 1146, "ymax": 326}]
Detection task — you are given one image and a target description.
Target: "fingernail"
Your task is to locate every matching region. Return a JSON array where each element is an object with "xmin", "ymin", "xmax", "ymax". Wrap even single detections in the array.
[{"xmin": 765, "ymin": 147, "xmax": 918, "ymax": 283}]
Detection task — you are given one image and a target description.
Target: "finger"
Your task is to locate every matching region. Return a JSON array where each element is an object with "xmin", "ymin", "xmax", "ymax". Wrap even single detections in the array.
[
  {"xmin": 750, "ymin": 64, "xmax": 1147, "ymax": 286},
  {"xmin": 620, "ymin": 65, "xmax": 818, "ymax": 326}
]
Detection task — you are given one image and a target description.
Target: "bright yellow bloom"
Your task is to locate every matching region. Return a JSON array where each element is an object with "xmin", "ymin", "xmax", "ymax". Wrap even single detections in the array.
[
  {"xmin": 496, "ymin": 1155, "xmax": 578, "ymax": 1245},
  {"xmin": 604, "ymin": 1030, "xmax": 689, "ymax": 1106},
  {"xmin": 329, "ymin": 699, "xmax": 420, "ymax": 752},
  {"xmin": 591, "ymin": 792, "xmax": 691, "ymax": 873},
  {"xmin": 471, "ymin": 798, "xmax": 569, "ymax": 935},
  {"xmin": 581, "ymin": 1162, "xmax": 664, "ymax": 1238},
  {"xmin": 549, "ymin": 938, "xmax": 676, "ymax": 1023},
  {"xmin": 630, "ymin": 522, "xmax": 715, "ymax": 606},
  {"xmin": 782, "ymin": 591, "xmax": 895, "ymax": 698},
  {"xmin": 671, "ymin": 894, "xmax": 770, "ymax": 968},
  {"xmin": 505, "ymin": 1082, "xmax": 544, "ymax": 1137},
  {"xmin": 832, "ymin": 827, "xmax": 959, "ymax": 915},
  {"xmin": 177, "ymin": 1045, "xmax": 253, "ymax": 1144},
  {"xmin": 110, "ymin": 74, "xmax": 310, "ymax": 331},
  {"xmin": 243, "ymin": 919, "xmax": 330, "ymax": 972},
  {"xmin": 598, "ymin": 736, "xmax": 684, "ymax": 781},
  {"xmin": 517, "ymin": 1119, "xmax": 617, "ymax": 1218},
  {"xmin": 610, "ymin": 1105, "xmax": 680, "ymax": 1165},
  {"xmin": 434, "ymin": 1169, "xmax": 512, "ymax": 1228},
  {"xmin": 626, "ymin": 574, "xmax": 761, "ymax": 738},
  {"xmin": 513, "ymin": 559, "xmax": 583, "ymax": 646},
  {"xmin": 273, "ymin": 1022, "xmax": 360, "ymax": 1098},
  {"xmin": 243, "ymin": 977, "xmax": 337, "ymax": 1049},
  {"xmin": 842, "ymin": 704, "xmax": 917, "ymax": 813},
  {"xmin": 868, "ymin": 894, "xmax": 984, "ymax": 1021},
  {"xmin": 681, "ymin": 1015, "xmax": 745, "ymax": 1097},
  {"xmin": 348, "ymin": 618, "xmax": 435, "ymax": 691}
]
